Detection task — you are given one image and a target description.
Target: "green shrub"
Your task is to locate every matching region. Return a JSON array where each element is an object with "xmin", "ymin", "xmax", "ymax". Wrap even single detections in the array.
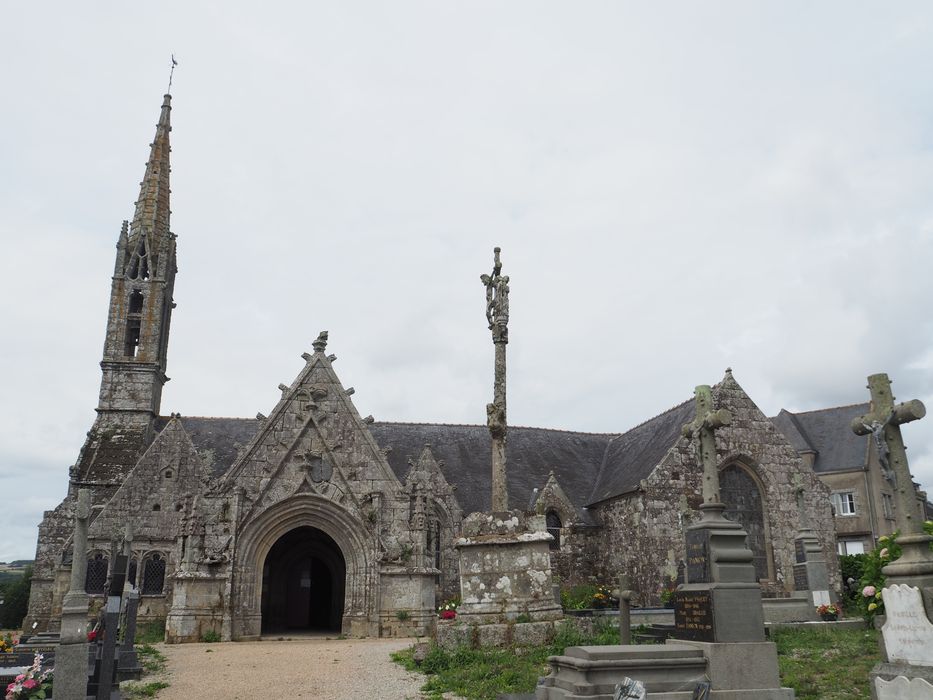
[
  {"xmin": 0, "ymin": 566, "xmax": 32, "ymax": 629},
  {"xmin": 200, "ymin": 629, "xmax": 221, "ymax": 643}
]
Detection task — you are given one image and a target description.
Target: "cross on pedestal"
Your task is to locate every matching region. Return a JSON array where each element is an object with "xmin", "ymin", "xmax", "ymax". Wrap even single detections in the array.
[
  {"xmin": 851, "ymin": 373, "xmax": 933, "ymax": 596},
  {"xmin": 851, "ymin": 373, "xmax": 927, "ymax": 536},
  {"xmin": 682, "ymin": 385, "xmax": 732, "ymax": 520}
]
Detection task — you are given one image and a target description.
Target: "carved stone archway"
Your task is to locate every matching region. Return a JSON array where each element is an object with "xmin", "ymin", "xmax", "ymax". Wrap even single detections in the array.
[{"xmin": 231, "ymin": 494, "xmax": 376, "ymax": 639}]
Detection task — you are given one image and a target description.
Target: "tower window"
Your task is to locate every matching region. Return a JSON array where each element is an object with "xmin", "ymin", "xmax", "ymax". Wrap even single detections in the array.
[
  {"xmin": 128, "ymin": 290, "xmax": 144, "ymax": 314},
  {"xmin": 124, "ymin": 319, "xmax": 142, "ymax": 357},
  {"xmin": 128, "ymin": 240, "xmax": 150, "ymax": 280}
]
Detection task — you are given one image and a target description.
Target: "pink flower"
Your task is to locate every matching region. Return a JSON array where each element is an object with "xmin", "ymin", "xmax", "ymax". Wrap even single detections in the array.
[
  {"xmin": 22, "ymin": 679, "xmax": 38, "ymax": 690},
  {"xmin": 14, "ymin": 675, "xmax": 24, "ymax": 683},
  {"xmin": 863, "ymin": 585, "xmax": 877, "ymax": 598}
]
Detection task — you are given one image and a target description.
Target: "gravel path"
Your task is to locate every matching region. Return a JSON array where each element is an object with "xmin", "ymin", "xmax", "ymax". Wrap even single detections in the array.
[{"xmin": 155, "ymin": 636, "xmax": 434, "ymax": 699}]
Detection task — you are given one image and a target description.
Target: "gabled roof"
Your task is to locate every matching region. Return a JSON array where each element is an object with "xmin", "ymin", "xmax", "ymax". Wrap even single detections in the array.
[
  {"xmin": 154, "ymin": 416, "xmax": 260, "ymax": 476},
  {"xmin": 368, "ymin": 422, "xmax": 613, "ymax": 518},
  {"xmin": 770, "ymin": 403, "xmax": 869, "ymax": 473},
  {"xmin": 587, "ymin": 399, "xmax": 696, "ymax": 505}
]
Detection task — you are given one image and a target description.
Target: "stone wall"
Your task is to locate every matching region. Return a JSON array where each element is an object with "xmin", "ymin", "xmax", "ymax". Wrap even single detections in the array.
[{"xmin": 592, "ymin": 373, "xmax": 839, "ymax": 605}]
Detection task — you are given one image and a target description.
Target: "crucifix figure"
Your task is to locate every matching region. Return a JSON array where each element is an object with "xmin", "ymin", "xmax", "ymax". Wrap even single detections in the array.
[
  {"xmin": 851, "ymin": 373, "xmax": 927, "ymax": 537},
  {"xmin": 681, "ymin": 384, "xmax": 732, "ymax": 514},
  {"xmin": 481, "ymin": 247, "xmax": 510, "ymax": 512}
]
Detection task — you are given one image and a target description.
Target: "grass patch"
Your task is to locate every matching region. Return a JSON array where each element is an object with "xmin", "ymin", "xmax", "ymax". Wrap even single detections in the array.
[
  {"xmin": 773, "ymin": 626, "xmax": 879, "ymax": 700},
  {"xmin": 396, "ymin": 622, "xmax": 881, "ymax": 700},
  {"xmin": 136, "ymin": 644, "xmax": 167, "ymax": 675},
  {"xmin": 135, "ymin": 619, "xmax": 166, "ymax": 645},
  {"xmin": 123, "ymin": 681, "xmax": 170, "ymax": 698},
  {"xmin": 392, "ymin": 619, "xmax": 622, "ymax": 700}
]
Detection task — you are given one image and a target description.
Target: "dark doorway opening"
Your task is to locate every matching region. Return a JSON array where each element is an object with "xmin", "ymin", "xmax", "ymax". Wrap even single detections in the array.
[{"xmin": 261, "ymin": 526, "xmax": 346, "ymax": 633}]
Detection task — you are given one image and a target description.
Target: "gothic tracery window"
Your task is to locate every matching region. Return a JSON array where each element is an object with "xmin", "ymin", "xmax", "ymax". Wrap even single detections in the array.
[
  {"xmin": 141, "ymin": 553, "xmax": 166, "ymax": 594},
  {"xmin": 546, "ymin": 510, "xmax": 562, "ymax": 551},
  {"xmin": 85, "ymin": 552, "xmax": 109, "ymax": 595}
]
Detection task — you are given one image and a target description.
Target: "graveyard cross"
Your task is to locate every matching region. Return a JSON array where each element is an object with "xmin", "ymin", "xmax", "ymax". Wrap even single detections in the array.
[
  {"xmin": 69, "ymin": 489, "xmax": 91, "ymax": 593},
  {"xmin": 481, "ymin": 246, "xmax": 510, "ymax": 512},
  {"xmin": 851, "ymin": 373, "xmax": 926, "ymax": 536},
  {"xmin": 681, "ymin": 385, "xmax": 732, "ymax": 510}
]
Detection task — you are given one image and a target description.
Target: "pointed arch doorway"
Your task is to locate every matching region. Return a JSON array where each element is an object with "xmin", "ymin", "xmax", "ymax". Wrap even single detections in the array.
[{"xmin": 260, "ymin": 526, "xmax": 346, "ymax": 633}]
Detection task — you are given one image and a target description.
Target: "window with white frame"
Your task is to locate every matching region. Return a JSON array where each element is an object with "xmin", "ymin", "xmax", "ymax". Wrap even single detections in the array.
[
  {"xmin": 837, "ymin": 538, "xmax": 865, "ymax": 555},
  {"xmin": 832, "ymin": 491, "xmax": 856, "ymax": 516}
]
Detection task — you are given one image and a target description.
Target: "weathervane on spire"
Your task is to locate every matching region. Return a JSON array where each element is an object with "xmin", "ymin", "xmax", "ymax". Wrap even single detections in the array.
[{"xmin": 167, "ymin": 54, "xmax": 179, "ymax": 94}]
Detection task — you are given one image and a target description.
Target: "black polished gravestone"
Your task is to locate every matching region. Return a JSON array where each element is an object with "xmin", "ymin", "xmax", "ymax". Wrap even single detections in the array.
[
  {"xmin": 673, "ymin": 590, "xmax": 715, "ymax": 642},
  {"xmin": 87, "ymin": 553, "xmax": 128, "ymax": 700}
]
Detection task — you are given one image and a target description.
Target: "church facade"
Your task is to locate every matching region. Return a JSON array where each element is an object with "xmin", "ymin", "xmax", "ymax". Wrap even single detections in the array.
[{"xmin": 25, "ymin": 95, "xmax": 839, "ymax": 642}]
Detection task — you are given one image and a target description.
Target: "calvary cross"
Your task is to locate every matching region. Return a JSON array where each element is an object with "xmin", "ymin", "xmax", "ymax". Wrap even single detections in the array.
[
  {"xmin": 682, "ymin": 385, "xmax": 732, "ymax": 508},
  {"xmin": 851, "ymin": 373, "xmax": 926, "ymax": 536}
]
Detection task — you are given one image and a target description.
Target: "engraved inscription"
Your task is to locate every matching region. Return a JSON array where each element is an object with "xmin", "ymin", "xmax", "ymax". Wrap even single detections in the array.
[
  {"xmin": 793, "ymin": 563, "xmax": 809, "ymax": 591},
  {"xmin": 881, "ymin": 585, "xmax": 933, "ymax": 666},
  {"xmin": 795, "ymin": 539, "xmax": 806, "ymax": 564},
  {"xmin": 674, "ymin": 591, "xmax": 714, "ymax": 642},
  {"xmin": 685, "ymin": 530, "xmax": 710, "ymax": 584}
]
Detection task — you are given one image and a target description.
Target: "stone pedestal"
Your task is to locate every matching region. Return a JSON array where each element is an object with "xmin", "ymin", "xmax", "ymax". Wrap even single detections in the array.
[
  {"xmin": 673, "ymin": 516, "xmax": 764, "ymax": 643},
  {"xmin": 54, "ymin": 590, "xmax": 91, "ymax": 700},
  {"xmin": 455, "ymin": 511, "xmax": 562, "ymax": 625},
  {"xmin": 165, "ymin": 572, "xmax": 227, "ymax": 643},
  {"xmin": 378, "ymin": 565, "xmax": 439, "ymax": 637},
  {"xmin": 792, "ymin": 531, "xmax": 831, "ymax": 611}
]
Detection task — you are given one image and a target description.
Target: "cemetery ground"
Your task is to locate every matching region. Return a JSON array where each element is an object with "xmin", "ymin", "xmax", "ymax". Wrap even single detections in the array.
[{"xmin": 392, "ymin": 620, "xmax": 881, "ymax": 700}]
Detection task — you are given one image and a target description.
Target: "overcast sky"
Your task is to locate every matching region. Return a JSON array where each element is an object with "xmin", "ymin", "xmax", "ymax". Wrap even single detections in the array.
[{"xmin": 1, "ymin": 3, "xmax": 932, "ymax": 561}]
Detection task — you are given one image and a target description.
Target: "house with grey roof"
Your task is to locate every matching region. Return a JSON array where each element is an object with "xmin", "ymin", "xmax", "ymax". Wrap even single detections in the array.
[{"xmin": 773, "ymin": 404, "xmax": 930, "ymax": 555}]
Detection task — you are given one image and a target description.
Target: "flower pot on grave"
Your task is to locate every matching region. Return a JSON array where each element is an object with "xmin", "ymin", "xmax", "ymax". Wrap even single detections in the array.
[{"xmin": 820, "ymin": 612, "xmax": 838, "ymax": 622}]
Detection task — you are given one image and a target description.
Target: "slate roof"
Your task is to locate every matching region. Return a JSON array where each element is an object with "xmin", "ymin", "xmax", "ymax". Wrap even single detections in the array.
[
  {"xmin": 770, "ymin": 404, "xmax": 870, "ymax": 473},
  {"xmin": 369, "ymin": 422, "xmax": 614, "ymax": 519},
  {"xmin": 155, "ymin": 416, "xmax": 260, "ymax": 476},
  {"xmin": 152, "ymin": 406, "xmax": 704, "ymax": 518},
  {"xmin": 587, "ymin": 399, "xmax": 695, "ymax": 504}
]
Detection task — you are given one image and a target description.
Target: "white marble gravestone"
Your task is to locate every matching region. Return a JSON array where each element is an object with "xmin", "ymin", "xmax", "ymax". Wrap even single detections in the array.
[
  {"xmin": 875, "ymin": 675, "xmax": 933, "ymax": 700},
  {"xmin": 880, "ymin": 585, "xmax": 933, "ymax": 667}
]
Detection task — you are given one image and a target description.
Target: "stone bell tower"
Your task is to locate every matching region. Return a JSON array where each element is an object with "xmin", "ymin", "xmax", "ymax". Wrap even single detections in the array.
[
  {"xmin": 73, "ymin": 93, "xmax": 178, "ymax": 486},
  {"xmin": 97, "ymin": 93, "xmax": 177, "ymax": 429}
]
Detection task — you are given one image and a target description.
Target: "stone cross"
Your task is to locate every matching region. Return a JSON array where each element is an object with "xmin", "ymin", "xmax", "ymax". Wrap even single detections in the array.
[
  {"xmin": 56, "ymin": 489, "xmax": 92, "ymax": 700},
  {"xmin": 851, "ymin": 373, "xmax": 927, "ymax": 536},
  {"xmin": 681, "ymin": 385, "xmax": 732, "ymax": 510},
  {"xmin": 481, "ymin": 247, "xmax": 510, "ymax": 512},
  {"xmin": 68, "ymin": 490, "xmax": 91, "ymax": 595}
]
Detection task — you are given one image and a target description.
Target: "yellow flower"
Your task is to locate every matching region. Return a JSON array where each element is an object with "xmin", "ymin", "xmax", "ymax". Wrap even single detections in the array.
[
  {"xmin": 875, "ymin": 592, "xmax": 882, "ymax": 600},
  {"xmin": 868, "ymin": 603, "xmax": 878, "ymax": 611}
]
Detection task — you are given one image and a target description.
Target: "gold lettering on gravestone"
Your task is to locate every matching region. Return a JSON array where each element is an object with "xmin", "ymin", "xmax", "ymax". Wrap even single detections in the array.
[{"xmin": 675, "ymin": 591, "xmax": 714, "ymax": 640}]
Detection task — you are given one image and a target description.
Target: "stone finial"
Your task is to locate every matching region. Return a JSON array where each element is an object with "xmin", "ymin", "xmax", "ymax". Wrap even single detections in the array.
[
  {"xmin": 301, "ymin": 352, "xmax": 312, "ymax": 362},
  {"xmin": 313, "ymin": 331, "xmax": 329, "ymax": 353},
  {"xmin": 363, "ymin": 415, "xmax": 374, "ymax": 424},
  {"xmin": 327, "ymin": 354, "xmax": 337, "ymax": 362},
  {"xmin": 346, "ymin": 387, "xmax": 355, "ymax": 396},
  {"xmin": 256, "ymin": 412, "xmax": 266, "ymax": 421}
]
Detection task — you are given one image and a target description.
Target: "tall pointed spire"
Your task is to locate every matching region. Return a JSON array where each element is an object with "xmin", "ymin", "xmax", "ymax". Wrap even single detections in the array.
[{"xmin": 129, "ymin": 94, "xmax": 172, "ymax": 251}]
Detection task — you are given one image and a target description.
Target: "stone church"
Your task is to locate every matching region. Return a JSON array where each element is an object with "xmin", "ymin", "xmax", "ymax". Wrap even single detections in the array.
[{"xmin": 25, "ymin": 94, "xmax": 838, "ymax": 642}]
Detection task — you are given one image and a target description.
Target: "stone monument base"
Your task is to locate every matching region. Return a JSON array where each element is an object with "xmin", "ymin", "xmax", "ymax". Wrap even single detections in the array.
[
  {"xmin": 535, "ymin": 640, "xmax": 794, "ymax": 699},
  {"xmin": 455, "ymin": 511, "xmax": 562, "ymax": 626}
]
